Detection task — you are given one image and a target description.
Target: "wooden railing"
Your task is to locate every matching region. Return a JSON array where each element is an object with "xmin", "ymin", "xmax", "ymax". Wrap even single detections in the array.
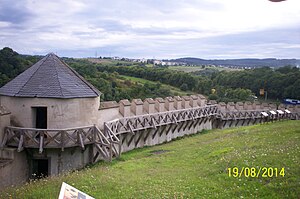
[
  {"xmin": 104, "ymin": 106, "xmax": 298, "ymax": 136},
  {"xmin": 93, "ymin": 126, "xmax": 121, "ymax": 162},
  {"xmin": 1, "ymin": 125, "xmax": 121, "ymax": 161},
  {"xmin": 104, "ymin": 105, "xmax": 219, "ymax": 135}
]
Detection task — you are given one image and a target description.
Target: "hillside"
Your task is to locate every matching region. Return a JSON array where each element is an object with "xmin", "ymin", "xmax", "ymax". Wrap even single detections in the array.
[
  {"xmin": 1, "ymin": 120, "xmax": 299, "ymax": 198},
  {"xmin": 170, "ymin": 57, "xmax": 300, "ymax": 68},
  {"xmin": 1, "ymin": 47, "xmax": 299, "ymax": 102}
]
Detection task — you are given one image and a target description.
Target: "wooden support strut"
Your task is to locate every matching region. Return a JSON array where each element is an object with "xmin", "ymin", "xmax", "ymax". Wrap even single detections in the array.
[
  {"xmin": 151, "ymin": 117, "xmax": 157, "ymax": 129},
  {"xmin": 78, "ymin": 132, "xmax": 85, "ymax": 150},
  {"xmin": 39, "ymin": 132, "xmax": 44, "ymax": 154},
  {"xmin": 128, "ymin": 123, "xmax": 135, "ymax": 135},
  {"xmin": 17, "ymin": 132, "xmax": 24, "ymax": 152}
]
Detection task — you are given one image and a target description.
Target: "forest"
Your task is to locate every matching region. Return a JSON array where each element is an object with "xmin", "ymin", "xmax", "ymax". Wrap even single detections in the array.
[{"xmin": 0, "ymin": 47, "xmax": 299, "ymax": 102}]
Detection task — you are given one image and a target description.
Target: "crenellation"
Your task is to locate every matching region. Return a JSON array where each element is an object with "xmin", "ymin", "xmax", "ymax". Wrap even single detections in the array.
[
  {"xmin": 243, "ymin": 101, "xmax": 253, "ymax": 110},
  {"xmin": 189, "ymin": 95, "xmax": 199, "ymax": 108},
  {"xmin": 296, "ymin": 105, "xmax": 300, "ymax": 112},
  {"xmin": 173, "ymin": 96, "xmax": 182, "ymax": 110},
  {"xmin": 235, "ymin": 102, "xmax": 244, "ymax": 110},
  {"xmin": 143, "ymin": 98, "xmax": 155, "ymax": 114},
  {"xmin": 261, "ymin": 102, "xmax": 269, "ymax": 110},
  {"xmin": 208, "ymin": 100, "xmax": 217, "ymax": 105},
  {"xmin": 254, "ymin": 101, "xmax": 262, "ymax": 110},
  {"xmin": 286, "ymin": 105, "xmax": 295, "ymax": 112},
  {"xmin": 119, "ymin": 99, "xmax": 131, "ymax": 117},
  {"xmin": 218, "ymin": 102, "xmax": 227, "ymax": 112},
  {"xmin": 278, "ymin": 104, "xmax": 286, "ymax": 110},
  {"xmin": 181, "ymin": 96, "xmax": 191, "ymax": 109},
  {"xmin": 226, "ymin": 102, "xmax": 236, "ymax": 111},
  {"xmin": 196, "ymin": 94, "xmax": 207, "ymax": 107},
  {"xmin": 131, "ymin": 99, "xmax": 143, "ymax": 115},
  {"xmin": 269, "ymin": 103, "xmax": 277, "ymax": 110},
  {"xmin": 155, "ymin": 98, "xmax": 165, "ymax": 112},
  {"xmin": 100, "ymin": 101, "xmax": 119, "ymax": 110},
  {"xmin": 165, "ymin": 97, "xmax": 175, "ymax": 111}
]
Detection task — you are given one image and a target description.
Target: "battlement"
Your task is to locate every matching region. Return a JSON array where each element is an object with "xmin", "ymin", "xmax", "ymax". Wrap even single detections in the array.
[
  {"xmin": 99, "ymin": 95, "xmax": 300, "ymax": 122},
  {"xmin": 99, "ymin": 94, "xmax": 207, "ymax": 117}
]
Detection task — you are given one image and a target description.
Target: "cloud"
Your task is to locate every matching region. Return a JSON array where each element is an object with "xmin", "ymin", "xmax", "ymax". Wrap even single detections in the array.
[
  {"xmin": 0, "ymin": 0, "xmax": 299, "ymax": 58},
  {"xmin": 0, "ymin": 0, "xmax": 33, "ymax": 24}
]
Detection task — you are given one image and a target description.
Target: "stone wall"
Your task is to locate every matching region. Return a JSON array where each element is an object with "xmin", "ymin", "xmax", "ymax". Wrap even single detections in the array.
[
  {"xmin": 98, "ymin": 95, "xmax": 300, "ymax": 130},
  {"xmin": 98, "ymin": 95, "xmax": 207, "ymax": 129},
  {"xmin": 0, "ymin": 149, "xmax": 28, "ymax": 191},
  {"xmin": 27, "ymin": 146, "xmax": 94, "ymax": 176}
]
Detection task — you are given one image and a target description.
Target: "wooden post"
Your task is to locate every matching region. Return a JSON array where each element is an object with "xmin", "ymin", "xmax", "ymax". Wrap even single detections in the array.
[
  {"xmin": 78, "ymin": 132, "xmax": 85, "ymax": 150},
  {"xmin": 39, "ymin": 132, "xmax": 44, "ymax": 154},
  {"xmin": 61, "ymin": 131, "xmax": 65, "ymax": 151},
  {"xmin": 17, "ymin": 132, "xmax": 24, "ymax": 152}
]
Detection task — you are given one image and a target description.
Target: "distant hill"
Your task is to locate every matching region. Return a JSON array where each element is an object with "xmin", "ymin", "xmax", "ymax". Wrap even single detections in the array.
[{"xmin": 169, "ymin": 57, "xmax": 300, "ymax": 68}]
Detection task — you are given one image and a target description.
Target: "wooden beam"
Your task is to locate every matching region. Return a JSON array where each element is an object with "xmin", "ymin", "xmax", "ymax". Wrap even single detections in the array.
[
  {"xmin": 61, "ymin": 131, "xmax": 65, "ymax": 151},
  {"xmin": 128, "ymin": 123, "xmax": 135, "ymax": 135},
  {"xmin": 17, "ymin": 133, "xmax": 24, "ymax": 152},
  {"xmin": 78, "ymin": 132, "xmax": 85, "ymax": 150},
  {"xmin": 39, "ymin": 133, "xmax": 44, "ymax": 154}
]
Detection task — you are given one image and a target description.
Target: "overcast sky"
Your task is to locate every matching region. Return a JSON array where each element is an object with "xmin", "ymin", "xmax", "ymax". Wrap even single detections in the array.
[{"xmin": 0, "ymin": 0, "xmax": 299, "ymax": 59}]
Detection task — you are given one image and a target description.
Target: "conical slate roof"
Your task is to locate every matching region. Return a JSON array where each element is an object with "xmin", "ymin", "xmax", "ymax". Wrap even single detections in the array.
[{"xmin": 0, "ymin": 53, "xmax": 101, "ymax": 98}]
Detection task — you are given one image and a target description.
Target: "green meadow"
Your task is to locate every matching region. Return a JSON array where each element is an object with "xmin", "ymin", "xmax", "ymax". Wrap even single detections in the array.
[{"xmin": 1, "ymin": 120, "xmax": 299, "ymax": 199}]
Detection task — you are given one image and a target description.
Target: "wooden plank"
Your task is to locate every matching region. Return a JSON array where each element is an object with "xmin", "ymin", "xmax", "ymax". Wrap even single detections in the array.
[
  {"xmin": 6, "ymin": 125, "xmax": 94, "ymax": 132},
  {"xmin": 78, "ymin": 132, "xmax": 85, "ymax": 150},
  {"xmin": 61, "ymin": 131, "xmax": 65, "ymax": 151},
  {"xmin": 39, "ymin": 133, "xmax": 44, "ymax": 154},
  {"xmin": 128, "ymin": 123, "xmax": 135, "ymax": 135},
  {"xmin": 17, "ymin": 133, "xmax": 24, "ymax": 152}
]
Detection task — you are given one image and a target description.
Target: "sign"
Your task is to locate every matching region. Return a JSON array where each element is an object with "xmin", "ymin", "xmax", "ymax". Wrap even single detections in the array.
[
  {"xmin": 259, "ymin": 89, "xmax": 264, "ymax": 96},
  {"xmin": 261, "ymin": 112, "xmax": 269, "ymax": 117},
  {"xmin": 58, "ymin": 182, "xmax": 95, "ymax": 199}
]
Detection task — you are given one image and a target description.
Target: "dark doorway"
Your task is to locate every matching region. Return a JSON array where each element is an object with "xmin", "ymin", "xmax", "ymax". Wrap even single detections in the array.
[
  {"xmin": 31, "ymin": 159, "xmax": 49, "ymax": 179},
  {"xmin": 33, "ymin": 107, "xmax": 47, "ymax": 129}
]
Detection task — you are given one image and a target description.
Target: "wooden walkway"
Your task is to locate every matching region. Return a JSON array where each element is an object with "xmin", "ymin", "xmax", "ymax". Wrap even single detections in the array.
[{"xmin": 1, "ymin": 125, "xmax": 121, "ymax": 162}]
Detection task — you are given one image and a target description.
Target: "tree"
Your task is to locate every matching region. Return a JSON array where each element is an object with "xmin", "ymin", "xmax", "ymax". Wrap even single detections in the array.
[{"xmin": 180, "ymin": 83, "xmax": 188, "ymax": 91}]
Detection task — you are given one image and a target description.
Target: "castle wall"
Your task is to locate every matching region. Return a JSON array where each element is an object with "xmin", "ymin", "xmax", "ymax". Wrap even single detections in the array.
[
  {"xmin": 27, "ymin": 145, "xmax": 93, "ymax": 176},
  {"xmin": 120, "ymin": 117, "xmax": 213, "ymax": 153},
  {"xmin": 1, "ymin": 92, "xmax": 300, "ymax": 191},
  {"xmin": 0, "ymin": 96, "xmax": 100, "ymax": 129},
  {"xmin": 0, "ymin": 149, "xmax": 28, "ymax": 191}
]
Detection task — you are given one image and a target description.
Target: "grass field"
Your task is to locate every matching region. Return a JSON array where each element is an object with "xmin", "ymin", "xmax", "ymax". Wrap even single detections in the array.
[
  {"xmin": 119, "ymin": 75, "xmax": 192, "ymax": 96},
  {"xmin": 1, "ymin": 121, "xmax": 299, "ymax": 198}
]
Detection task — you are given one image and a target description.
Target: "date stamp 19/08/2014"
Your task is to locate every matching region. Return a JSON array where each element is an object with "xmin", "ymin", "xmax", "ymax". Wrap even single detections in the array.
[{"xmin": 227, "ymin": 167, "xmax": 285, "ymax": 178}]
